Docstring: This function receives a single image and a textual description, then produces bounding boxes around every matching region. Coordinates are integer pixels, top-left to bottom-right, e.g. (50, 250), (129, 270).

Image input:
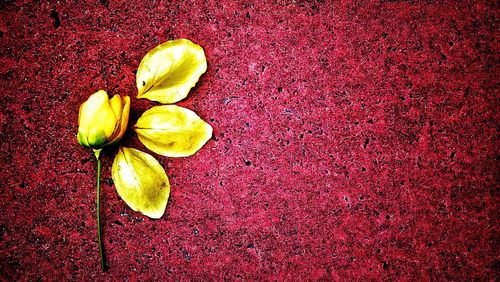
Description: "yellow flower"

(77, 90), (131, 149)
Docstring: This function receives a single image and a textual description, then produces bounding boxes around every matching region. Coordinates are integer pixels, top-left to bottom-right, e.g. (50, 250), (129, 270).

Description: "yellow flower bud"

(77, 90), (131, 148)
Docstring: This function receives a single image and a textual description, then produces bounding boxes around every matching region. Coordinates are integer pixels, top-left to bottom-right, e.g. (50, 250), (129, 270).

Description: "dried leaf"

(134, 105), (213, 157)
(112, 147), (170, 219)
(136, 39), (207, 104)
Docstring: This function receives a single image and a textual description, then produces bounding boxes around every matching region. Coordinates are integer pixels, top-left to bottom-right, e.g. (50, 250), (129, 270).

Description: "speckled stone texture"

(0, 0), (498, 280)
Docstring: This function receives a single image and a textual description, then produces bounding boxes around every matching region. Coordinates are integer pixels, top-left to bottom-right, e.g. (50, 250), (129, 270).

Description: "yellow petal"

(87, 128), (107, 147)
(112, 147), (170, 219)
(77, 128), (89, 147)
(136, 39), (207, 104)
(119, 96), (131, 134)
(109, 94), (123, 119)
(134, 105), (213, 157)
(79, 90), (107, 131)
(108, 96), (131, 144)
(79, 90), (117, 138)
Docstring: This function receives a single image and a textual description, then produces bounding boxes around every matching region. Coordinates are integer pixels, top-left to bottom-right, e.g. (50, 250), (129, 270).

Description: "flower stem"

(93, 149), (106, 271)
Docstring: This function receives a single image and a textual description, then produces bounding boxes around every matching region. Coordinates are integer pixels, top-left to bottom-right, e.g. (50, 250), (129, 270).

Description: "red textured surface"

(0, 0), (498, 280)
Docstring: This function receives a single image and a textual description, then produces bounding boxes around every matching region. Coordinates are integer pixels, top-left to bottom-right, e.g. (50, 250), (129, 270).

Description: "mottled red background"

(0, 0), (498, 280)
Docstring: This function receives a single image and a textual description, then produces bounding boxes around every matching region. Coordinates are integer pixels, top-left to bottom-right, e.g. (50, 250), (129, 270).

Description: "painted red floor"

(0, 1), (498, 280)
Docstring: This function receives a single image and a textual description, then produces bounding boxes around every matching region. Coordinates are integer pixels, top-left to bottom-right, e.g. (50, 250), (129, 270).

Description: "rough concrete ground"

(0, 0), (498, 280)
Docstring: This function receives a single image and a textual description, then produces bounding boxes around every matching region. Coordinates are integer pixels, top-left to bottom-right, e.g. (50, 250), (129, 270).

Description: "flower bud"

(77, 90), (130, 149)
